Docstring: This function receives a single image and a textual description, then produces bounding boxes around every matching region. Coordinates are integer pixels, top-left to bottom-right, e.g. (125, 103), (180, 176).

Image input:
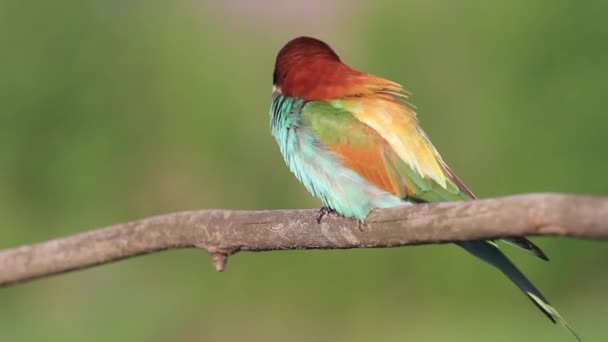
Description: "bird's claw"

(357, 219), (367, 232)
(316, 207), (337, 224)
(316, 207), (365, 231)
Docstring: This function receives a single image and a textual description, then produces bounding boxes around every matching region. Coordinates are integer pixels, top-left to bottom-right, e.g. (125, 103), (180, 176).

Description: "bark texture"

(1, 193), (607, 286)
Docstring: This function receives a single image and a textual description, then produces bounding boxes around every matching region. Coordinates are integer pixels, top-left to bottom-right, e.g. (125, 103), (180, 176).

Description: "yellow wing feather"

(332, 77), (449, 189)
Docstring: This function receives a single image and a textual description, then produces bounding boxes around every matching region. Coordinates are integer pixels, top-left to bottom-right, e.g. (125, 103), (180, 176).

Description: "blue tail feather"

(458, 240), (581, 340)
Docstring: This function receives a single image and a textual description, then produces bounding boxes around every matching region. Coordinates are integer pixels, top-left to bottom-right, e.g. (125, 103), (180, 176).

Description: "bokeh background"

(1, 1), (607, 341)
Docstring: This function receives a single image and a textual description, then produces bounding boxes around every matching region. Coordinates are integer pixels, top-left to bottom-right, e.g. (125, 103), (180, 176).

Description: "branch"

(1, 193), (607, 286)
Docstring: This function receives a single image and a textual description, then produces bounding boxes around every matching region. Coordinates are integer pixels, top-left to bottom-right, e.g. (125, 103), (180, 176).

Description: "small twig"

(211, 252), (228, 272)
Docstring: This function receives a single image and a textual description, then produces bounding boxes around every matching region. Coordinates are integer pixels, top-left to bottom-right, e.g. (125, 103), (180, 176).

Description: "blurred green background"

(1, 1), (607, 341)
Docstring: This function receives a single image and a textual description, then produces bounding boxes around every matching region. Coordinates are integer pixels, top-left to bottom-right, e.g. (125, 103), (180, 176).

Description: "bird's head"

(272, 36), (361, 101)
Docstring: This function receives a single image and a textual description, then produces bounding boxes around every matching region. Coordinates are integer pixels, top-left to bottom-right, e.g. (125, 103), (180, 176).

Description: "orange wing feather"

(330, 142), (405, 198)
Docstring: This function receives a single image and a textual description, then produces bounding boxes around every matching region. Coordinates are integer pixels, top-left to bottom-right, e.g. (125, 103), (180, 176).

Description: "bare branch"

(1, 193), (607, 286)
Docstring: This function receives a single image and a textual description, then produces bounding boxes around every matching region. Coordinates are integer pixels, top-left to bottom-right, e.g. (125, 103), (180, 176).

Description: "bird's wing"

(301, 100), (466, 203)
(301, 100), (404, 197)
(303, 77), (547, 260)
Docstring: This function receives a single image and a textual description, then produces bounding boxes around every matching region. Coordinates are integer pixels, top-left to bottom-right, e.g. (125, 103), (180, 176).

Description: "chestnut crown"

(273, 36), (342, 85)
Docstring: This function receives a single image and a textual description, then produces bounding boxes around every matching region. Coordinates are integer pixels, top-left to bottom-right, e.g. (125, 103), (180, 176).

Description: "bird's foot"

(316, 207), (338, 224)
(316, 207), (366, 231)
(357, 219), (367, 232)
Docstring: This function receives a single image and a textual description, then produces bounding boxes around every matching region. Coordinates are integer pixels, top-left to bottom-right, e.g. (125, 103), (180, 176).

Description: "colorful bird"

(269, 36), (579, 339)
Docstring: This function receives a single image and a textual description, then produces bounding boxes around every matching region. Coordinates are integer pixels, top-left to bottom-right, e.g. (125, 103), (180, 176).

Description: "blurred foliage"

(1, 1), (607, 341)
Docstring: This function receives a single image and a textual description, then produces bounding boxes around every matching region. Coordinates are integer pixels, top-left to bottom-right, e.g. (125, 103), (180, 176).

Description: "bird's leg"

(316, 206), (338, 224)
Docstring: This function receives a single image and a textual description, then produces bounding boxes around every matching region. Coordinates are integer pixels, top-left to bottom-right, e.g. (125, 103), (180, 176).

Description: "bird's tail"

(458, 240), (581, 341)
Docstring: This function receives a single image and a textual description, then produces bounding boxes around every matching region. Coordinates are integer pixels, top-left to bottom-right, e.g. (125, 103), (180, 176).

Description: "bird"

(269, 36), (579, 339)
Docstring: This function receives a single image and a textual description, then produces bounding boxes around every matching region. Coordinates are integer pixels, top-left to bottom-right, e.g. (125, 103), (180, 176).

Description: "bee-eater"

(269, 36), (578, 339)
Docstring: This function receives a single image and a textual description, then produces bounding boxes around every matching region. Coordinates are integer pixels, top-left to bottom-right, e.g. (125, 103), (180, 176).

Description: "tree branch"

(1, 193), (607, 286)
